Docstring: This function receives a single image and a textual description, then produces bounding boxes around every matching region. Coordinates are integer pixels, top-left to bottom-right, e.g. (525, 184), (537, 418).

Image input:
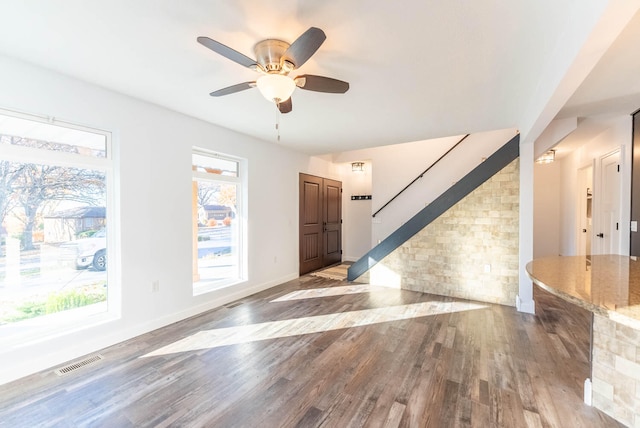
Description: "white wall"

(557, 115), (632, 256)
(518, 139), (536, 314)
(559, 154), (580, 256)
(340, 162), (372, 261)
(533, 160), (562, 257)
(0, 55), (337, 384)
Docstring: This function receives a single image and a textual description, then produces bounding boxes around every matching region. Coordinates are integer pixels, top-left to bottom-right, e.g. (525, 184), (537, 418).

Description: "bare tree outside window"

(192, 149), (243, 294)
(0, 115), (111, 329)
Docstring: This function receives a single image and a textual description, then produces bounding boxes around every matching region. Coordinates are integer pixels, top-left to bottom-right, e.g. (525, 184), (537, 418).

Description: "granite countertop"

(526, 255), (640, 330)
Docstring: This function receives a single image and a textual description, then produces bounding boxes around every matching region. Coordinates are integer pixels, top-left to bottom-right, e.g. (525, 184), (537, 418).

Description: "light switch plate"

(632, 221), (638, 232)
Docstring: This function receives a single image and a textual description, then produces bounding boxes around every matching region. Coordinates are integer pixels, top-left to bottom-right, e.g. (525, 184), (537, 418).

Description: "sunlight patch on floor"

(370, 263), (402, 288)
(271, 284), (384, 302)
(141, 301), (487, 357)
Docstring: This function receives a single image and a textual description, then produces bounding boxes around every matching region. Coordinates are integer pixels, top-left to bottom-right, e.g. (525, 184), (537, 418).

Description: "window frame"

(0, 108), (117, 347)
(192, 147), (246, 295)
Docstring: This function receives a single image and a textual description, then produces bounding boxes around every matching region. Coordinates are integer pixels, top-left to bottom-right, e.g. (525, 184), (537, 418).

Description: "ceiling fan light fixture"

(256, 74), (296, 103)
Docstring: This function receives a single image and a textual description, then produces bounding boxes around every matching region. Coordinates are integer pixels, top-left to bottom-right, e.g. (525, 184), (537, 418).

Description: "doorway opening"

(577, 165), (593, 256)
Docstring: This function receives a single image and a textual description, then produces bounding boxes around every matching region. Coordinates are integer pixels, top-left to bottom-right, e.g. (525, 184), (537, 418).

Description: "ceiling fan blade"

(282, 27), (326, 69)
(294, 75), (349, 93)
(210, 81), (256, 97)
(278, 98), (292, 114)
(197, 36), (258, 69)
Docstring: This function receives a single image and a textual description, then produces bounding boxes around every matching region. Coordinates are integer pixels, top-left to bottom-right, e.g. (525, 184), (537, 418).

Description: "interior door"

(595, 150), (621, 254)
(323, 178), (342, 266)
(299, 174), (324, 274)
(299, 173), (342, 275)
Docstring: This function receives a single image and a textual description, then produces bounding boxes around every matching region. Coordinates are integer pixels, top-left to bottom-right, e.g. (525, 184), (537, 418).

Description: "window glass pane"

(192, 150), (243, 295)
(0, 160), (108, 329)
(0, 113), (107, 158)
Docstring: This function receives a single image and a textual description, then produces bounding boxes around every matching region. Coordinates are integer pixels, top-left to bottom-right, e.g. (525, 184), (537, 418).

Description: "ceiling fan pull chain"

(275, 104), (281, 142)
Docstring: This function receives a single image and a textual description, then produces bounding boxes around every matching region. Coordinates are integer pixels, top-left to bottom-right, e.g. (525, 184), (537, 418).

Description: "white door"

(595, 150), (621, 254)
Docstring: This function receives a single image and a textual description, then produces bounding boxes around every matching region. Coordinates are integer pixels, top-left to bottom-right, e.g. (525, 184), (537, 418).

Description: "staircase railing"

(372, 134), (470, 218)
(348, 134), (519, 282)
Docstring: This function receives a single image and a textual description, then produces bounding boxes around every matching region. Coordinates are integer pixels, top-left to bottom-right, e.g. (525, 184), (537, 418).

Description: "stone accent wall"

(592, 314), (640, 427)
(358, 159), (519, 306)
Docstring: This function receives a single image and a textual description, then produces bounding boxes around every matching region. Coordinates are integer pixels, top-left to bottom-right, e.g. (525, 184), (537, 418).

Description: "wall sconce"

(536, 149), (555, 164)
(351, 162), (365, 172)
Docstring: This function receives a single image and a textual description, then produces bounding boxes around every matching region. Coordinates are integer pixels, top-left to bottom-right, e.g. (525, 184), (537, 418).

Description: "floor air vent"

(54, 354), (104, 376)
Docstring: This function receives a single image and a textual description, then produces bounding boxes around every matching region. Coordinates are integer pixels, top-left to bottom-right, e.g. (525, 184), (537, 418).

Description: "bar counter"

(526, 254), (640, 330)
(526, 255), (640, 427)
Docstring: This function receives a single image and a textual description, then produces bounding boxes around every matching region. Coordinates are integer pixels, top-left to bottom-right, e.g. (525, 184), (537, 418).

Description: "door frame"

(593, 147), (622, 255)
(576, 164), (593, 256)
(299, 173), (342, 275)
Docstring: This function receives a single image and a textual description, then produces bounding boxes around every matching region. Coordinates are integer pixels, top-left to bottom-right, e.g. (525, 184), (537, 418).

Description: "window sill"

(0, 302), (118, 350)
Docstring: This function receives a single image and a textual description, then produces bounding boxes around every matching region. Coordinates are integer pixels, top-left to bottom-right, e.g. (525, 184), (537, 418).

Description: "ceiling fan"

(197, 27), (349, 114)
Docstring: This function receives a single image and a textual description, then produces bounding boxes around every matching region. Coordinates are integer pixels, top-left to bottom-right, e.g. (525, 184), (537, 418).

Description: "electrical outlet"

(152, 280), (159, 293)
(484, 264), (491, 273)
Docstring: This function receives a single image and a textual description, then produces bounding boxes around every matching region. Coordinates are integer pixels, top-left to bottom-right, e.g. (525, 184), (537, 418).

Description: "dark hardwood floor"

(0, 276), (623, 427)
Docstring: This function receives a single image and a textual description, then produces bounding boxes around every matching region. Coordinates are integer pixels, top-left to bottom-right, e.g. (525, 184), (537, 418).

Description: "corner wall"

(359, 159), (519, 306)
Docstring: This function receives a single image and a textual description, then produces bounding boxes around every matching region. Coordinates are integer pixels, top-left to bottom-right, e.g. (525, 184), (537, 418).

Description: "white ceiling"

(0, 1), (638, 155)
(549, 8), (640, 158)
(558, 9), (640, 120)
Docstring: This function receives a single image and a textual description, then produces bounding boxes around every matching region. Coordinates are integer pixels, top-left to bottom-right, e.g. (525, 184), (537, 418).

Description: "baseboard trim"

(0, 272), (299, 385)
(516, 295), (536, 314)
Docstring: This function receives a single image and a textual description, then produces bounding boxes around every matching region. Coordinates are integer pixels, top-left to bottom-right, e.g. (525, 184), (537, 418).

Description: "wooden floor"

(0, 276), (623, 427)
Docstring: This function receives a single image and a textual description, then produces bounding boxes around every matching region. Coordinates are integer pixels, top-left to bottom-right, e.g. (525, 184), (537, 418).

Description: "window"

(0, 109), (113, 341)
(192, 148), (244, 294)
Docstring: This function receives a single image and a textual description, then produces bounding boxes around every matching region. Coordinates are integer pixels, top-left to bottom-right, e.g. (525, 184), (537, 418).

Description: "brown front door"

(299, 173), (342, 275)
(323, 178), (342, 267)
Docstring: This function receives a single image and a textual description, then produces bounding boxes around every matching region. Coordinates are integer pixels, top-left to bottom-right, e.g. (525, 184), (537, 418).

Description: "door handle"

(596, 233), (604, 238)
